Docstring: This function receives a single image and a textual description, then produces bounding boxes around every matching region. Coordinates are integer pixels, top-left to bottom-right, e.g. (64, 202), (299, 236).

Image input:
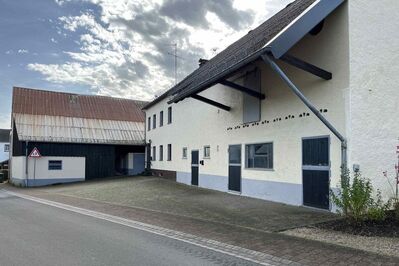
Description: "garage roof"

(12, 87), (147, 145)
(13, 87), (147, 122)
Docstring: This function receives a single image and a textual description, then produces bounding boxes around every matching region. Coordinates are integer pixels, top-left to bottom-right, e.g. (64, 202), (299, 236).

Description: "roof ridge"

(13, 86), (149, 104)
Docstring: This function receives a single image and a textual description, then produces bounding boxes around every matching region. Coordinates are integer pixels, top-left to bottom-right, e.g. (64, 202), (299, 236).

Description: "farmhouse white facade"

(144, 0), (399, 210)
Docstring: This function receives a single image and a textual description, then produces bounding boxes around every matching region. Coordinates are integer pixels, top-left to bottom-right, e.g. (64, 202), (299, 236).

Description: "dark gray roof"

(0, 129), (10, 143)
(143, 0), (317, 110)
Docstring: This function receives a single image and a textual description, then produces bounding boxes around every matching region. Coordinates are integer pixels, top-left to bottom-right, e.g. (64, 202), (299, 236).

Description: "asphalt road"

(0, 191), (258, 266)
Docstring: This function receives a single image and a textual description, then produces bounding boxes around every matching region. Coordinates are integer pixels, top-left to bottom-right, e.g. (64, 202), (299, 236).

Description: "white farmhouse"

(0, 129), (10, 169)
(143, 0), (399, 210)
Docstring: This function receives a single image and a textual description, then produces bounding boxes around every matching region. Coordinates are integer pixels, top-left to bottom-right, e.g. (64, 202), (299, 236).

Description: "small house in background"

(0, 129), (11, 169)
(10, 87), (147, 187)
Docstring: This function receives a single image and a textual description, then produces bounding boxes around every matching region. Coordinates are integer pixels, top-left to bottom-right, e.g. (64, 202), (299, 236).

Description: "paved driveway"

(19, 176), (335, 232)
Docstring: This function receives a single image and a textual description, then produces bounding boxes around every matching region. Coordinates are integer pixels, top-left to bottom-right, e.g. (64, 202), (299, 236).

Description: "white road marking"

(2, 189), (298, 266)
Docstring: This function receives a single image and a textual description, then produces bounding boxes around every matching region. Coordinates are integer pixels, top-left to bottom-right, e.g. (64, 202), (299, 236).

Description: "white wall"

(348, 0), (399, 198)
(11, 156), (85, 186)
(146, 4), (349, 198)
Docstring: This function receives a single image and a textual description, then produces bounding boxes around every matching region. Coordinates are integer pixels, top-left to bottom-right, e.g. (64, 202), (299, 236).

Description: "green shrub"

(331, 169), (389, 223)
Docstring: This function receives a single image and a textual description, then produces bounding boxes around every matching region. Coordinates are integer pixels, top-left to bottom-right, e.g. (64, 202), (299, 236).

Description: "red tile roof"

(12, 87), (147, 122)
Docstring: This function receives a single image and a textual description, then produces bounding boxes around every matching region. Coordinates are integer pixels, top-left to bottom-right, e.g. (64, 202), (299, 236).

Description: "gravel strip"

(283, 227), (399, 258)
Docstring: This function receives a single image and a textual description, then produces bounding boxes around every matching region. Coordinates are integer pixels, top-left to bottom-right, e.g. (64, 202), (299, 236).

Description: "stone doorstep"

(4, 186), (399, 266)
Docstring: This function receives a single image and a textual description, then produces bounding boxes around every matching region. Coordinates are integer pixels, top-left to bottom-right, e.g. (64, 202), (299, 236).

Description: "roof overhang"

(167, 0), (345, 104)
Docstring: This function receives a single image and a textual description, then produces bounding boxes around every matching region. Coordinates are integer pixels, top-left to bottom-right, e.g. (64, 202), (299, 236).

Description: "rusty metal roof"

(12, 87), (147, 122)
(14, 114), (145, 145)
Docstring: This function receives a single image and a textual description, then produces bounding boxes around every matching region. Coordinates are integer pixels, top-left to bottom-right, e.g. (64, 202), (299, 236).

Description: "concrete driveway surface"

(0, 190), (260, 266)
(2, 177), (399, 265)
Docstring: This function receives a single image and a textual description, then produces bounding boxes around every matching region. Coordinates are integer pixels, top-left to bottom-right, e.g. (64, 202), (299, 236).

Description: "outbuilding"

(0, 129), (10, 169)
(143, 0), (399, 210)
(10, 87), (147, 187)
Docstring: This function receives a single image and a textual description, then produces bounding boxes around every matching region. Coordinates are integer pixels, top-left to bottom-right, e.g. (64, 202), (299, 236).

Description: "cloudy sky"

(0, 0), (291, 129)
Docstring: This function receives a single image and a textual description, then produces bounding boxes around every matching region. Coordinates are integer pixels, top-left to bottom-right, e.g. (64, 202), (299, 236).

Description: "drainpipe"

(25, 141), (28, 187)
(261, 54), (347, 177)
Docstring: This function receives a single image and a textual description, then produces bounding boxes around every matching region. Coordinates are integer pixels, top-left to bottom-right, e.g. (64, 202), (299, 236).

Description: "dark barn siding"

(12, 119), (145, 179)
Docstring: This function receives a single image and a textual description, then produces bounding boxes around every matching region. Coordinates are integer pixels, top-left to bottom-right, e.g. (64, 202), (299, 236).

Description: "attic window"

(69, 95), (78, 104)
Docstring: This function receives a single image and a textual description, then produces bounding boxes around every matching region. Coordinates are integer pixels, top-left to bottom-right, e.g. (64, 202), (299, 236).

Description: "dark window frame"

(4, 144), (10, 152)
(245, 142), (273, 170)
(153, 114), (156, 129)
(48, 160), (62, 170)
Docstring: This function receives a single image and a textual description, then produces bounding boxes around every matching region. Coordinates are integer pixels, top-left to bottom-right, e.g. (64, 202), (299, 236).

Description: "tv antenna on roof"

(166, 43), (184, 85)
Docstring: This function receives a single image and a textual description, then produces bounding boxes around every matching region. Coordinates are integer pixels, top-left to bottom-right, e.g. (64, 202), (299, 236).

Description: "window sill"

(203, 157), (210, 159)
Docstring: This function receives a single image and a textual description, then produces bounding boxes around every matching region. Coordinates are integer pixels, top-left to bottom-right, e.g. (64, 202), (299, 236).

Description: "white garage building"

(143, 0), (399, 210)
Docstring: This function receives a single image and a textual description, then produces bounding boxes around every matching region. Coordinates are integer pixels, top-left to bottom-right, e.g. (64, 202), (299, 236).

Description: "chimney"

(198, 58), (208, 67)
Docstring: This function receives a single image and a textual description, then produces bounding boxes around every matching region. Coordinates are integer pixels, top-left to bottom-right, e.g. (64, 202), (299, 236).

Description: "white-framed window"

(203, 145), (210, 159)
(160, 111), (164, 127)
(159, 145), (163, 161)
(152, 146), (156, 161)
(48, 160), (62, 170)
(167, 106), (172, 124)
(167, 144), (172, 161)
(182, 147), (187, 159)
(153, 114), (156, 129)
(148, 117), (151, 131)
(245, 143), (273, 169)
(4, 144), (10, 152)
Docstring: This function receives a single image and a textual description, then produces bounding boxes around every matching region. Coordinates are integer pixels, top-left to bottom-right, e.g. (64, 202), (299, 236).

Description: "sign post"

(29, 147), (41, 186)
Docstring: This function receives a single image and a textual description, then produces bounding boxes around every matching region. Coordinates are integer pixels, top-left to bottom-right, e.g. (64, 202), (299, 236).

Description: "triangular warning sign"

(29, 147), (41, 158)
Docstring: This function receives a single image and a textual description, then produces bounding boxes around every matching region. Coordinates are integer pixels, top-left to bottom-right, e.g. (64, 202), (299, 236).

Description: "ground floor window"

(48, 160), (62, 170)
(245, 143), (273, 169)
(182, 147), (187, 159)
(152, 146), (156, 161)
(159, 145), (163, 161)
(167, 144), (172, 161)
(203, 145), (210, 158)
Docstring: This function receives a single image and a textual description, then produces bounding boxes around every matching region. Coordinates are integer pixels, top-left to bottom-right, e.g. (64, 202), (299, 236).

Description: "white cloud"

(50, 37), (58, 43)
(17, 49), (29, 54)
(30, 0), (291, 100)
